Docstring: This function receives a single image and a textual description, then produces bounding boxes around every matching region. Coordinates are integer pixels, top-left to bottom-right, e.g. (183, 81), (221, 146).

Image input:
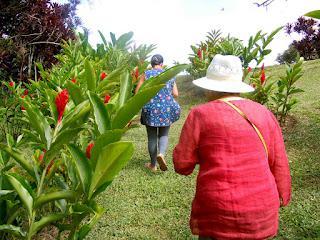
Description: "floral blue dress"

(141, 68), (181, 127)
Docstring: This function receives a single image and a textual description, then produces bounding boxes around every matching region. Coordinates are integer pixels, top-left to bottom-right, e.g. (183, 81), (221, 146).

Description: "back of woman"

(142, 68), (180, 127)
(183, 99), (290, 239)
(173, 54), (291, 240)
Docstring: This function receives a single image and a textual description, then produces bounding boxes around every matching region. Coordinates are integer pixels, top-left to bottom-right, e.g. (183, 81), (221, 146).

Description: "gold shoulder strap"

(219, 99), (268, 158)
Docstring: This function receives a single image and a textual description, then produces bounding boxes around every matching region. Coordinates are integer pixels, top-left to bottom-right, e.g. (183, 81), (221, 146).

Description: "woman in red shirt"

(173, 55), (291, 240)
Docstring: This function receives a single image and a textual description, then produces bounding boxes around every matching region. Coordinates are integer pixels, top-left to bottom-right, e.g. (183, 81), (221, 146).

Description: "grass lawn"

(88, 60), (320, 240)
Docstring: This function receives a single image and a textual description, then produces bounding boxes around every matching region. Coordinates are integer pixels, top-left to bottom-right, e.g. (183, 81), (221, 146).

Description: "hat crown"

(206, 54), (243, 82)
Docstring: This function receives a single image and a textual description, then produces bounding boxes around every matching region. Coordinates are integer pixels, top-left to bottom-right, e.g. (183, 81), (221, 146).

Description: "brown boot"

(156, 154), (168, 171)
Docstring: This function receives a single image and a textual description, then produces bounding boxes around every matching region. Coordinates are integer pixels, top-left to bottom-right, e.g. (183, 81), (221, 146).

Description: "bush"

(188, 28), (282, 78)
(276, 45), (299, 64)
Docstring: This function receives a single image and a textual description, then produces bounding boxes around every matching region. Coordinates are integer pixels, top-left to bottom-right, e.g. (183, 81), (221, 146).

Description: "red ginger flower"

(261, 63), (265, 70)
(100, 72), (107, 81)
(38, 149), (46, 165)
(247, 67), (252, 73)
(104, 94), (111, 104)
(9, 81), (14, 87)
(86, 142), (94, 159)
(134, 67), (139, 79)
(197, 49), (202, 59)
(23, 89), (28, 95)
(71, 78), (76, 83)
(55, 89), (69, 122)
(260, 70), (266, 84)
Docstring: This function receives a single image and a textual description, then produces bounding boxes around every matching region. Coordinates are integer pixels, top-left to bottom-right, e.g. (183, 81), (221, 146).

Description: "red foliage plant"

(0, 0), (81, 82)
(55, 89), (69, 122)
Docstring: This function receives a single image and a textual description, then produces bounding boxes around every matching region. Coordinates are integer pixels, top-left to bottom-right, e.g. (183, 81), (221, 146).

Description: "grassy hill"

(89, 60), (320, 239)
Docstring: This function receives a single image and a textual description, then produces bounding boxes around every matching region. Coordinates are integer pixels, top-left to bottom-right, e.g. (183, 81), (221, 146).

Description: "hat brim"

(193, 77), (255, 93)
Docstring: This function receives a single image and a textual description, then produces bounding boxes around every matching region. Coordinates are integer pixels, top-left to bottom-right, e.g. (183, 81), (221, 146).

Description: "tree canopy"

(0, 0), (80, 82)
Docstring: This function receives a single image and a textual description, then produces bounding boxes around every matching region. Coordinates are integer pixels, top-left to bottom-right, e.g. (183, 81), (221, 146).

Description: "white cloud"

(75, 0), (320, 66)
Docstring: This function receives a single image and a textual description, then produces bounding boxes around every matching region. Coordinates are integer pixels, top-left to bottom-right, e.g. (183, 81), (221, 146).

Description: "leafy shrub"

(188, 27), (281, 78)
(276, 45), (299, 64)
(272, 56), (304, 125)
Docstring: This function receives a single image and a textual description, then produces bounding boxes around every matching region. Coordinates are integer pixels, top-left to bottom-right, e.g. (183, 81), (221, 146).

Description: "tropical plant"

(0, 81), (29, 141)
(244, 64), (274, 106)
(241, 27), (282, 68)
(187, 27), (282, 78)
(272, 56), (304, 125)
(0, 30), (188, 240)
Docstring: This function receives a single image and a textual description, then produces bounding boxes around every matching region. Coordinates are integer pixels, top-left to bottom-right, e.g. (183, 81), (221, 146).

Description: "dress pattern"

(141, 68), (180, 127)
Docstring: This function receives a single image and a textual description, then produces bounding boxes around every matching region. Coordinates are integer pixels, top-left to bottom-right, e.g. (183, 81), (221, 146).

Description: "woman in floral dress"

(135, 54), (180, 172)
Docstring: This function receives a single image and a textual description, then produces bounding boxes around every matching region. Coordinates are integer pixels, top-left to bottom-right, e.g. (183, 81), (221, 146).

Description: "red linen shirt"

(173, 99), (291, 240)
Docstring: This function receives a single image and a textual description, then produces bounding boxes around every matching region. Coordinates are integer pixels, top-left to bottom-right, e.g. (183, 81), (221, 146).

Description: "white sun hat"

(192, 54), (254, 93)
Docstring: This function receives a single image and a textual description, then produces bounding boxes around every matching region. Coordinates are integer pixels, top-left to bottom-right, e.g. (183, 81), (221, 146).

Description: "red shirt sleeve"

(268, 113), (292, 206)
(173, 108), (201, 175)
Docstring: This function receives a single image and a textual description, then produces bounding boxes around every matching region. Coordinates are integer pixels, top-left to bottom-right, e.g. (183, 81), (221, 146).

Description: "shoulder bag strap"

(219, 99), (268, 158)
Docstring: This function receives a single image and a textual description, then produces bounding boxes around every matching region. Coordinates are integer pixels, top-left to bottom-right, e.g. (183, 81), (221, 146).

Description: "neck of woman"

(206, 92), (241, 101)
(153, 65), (162, 69)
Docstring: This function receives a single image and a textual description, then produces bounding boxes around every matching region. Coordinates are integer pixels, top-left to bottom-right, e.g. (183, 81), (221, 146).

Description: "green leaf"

(67, 144), (92, 195)
(78, 204), (105, 240)
(251, 47), (260, 58)
(263, 27), (282, 48)
(6, 173), (34, 216)
(305, 10), (320, 19)
(70, 203), (94, 215)
(31, 213), (66, 236)
(118, 71), (132, 108)
(90, 129), (125, 166)
(110, 32), (117, 46)
(0, 224), (26, 238)
(262, 49), (272, 55)
(84, 59), (96, 91)
(60, 100), (91, 131)
(253, 30), (262, 43)
(0, 144), (34, 178)
(66, 81), (84, 105)
(140, 64), (188, 90)
(98, 30), (108, 46)
(21, 99), (52, 149)
(87, 91), (111, 134)
(289, 88), (304, 94)
(0, 190), (15, 200)
(116, 31), (134, 49)
(88, 141), (134, 199)
(45, 127), (83, 163)
(45, 89), (58, 121)
(34, 190), (76, 208)
(90, 181), (112, 200)
(111, 85), (164, 129)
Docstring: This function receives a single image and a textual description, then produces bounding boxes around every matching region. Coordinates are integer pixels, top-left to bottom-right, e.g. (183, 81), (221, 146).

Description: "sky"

(58, 0), (319, 66)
